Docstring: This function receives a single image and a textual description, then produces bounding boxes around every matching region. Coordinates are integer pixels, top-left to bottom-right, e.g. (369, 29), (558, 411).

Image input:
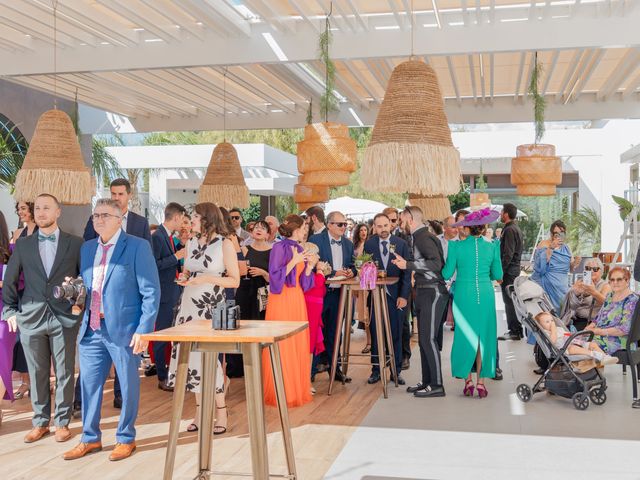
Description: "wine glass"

(244, 259), (251, 280)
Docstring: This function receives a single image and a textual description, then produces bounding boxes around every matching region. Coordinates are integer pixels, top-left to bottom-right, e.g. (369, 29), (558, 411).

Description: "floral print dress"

(593, 291), (639, 354)
(167, 235), (226, 393)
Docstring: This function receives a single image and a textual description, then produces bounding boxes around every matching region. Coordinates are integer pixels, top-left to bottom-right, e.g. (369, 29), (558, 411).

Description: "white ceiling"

(1, 0), (639, 132)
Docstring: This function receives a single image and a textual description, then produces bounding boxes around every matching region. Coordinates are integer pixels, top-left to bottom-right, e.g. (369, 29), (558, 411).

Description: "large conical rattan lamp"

(361, 60), (460, 196)
(197, 68), (249, 208)
(408, 194), (451, 221)
(198, 142), (249, 208)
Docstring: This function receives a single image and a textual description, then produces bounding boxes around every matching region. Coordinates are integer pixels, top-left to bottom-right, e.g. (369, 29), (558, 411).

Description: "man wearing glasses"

(309, 211), (355, 383)
(229, 208), (250, 243)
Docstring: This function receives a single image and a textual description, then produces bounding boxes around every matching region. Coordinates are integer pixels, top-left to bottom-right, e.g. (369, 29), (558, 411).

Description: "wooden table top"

(140, 320), (308, 343)
(326, 276), (399, 286)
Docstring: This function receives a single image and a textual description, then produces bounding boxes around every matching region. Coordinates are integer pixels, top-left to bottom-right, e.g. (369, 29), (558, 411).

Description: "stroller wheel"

(572, 392), (590, 410)
(589, 387), (607, 406)
(516, 384), (532, 403)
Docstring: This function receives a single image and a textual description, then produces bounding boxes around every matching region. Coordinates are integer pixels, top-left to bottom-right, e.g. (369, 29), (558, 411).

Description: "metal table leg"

(242, 342), (269, 479)
(328, 285), (347, 395)
(269, 343), (297, 480)
(372, 287), (388, 398)
(380, 289), (399, 387)
(198, 350), (217, 475)
(163, 341), (192, 480)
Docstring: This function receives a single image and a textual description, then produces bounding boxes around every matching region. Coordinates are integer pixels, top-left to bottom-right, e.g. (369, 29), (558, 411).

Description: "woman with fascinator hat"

(442, 208), (503, 398)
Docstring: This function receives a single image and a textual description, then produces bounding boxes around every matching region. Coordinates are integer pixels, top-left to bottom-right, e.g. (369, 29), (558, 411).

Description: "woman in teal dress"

(443, 208), (503, 398)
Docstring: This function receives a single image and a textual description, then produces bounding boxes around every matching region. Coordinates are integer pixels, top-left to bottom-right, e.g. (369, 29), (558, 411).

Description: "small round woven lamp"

(297, 122), (357, 186)
(511, 144), (562, 196)
(293, 184), (330, 204)
(198, 142), (249, 208)
(408, 194), (451, 221)
(14, 109), (92, 205)
(361, 60), (461, 196)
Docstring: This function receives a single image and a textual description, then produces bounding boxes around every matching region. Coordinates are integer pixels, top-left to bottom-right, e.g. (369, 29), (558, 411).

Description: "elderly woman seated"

(563, 257), (611, 330)
(585, 266), (639, 355)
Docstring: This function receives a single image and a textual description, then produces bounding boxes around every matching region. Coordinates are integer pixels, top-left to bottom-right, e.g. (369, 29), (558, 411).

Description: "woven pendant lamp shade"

(198, 142), (249, 208)
(293, 184), (330, 204)
(297, 122), (357, 186)
(511, 144), (562, 196)
(408, 194), (451, 221)
(14, 109), (92, 205)
(361, 60), (461, 196)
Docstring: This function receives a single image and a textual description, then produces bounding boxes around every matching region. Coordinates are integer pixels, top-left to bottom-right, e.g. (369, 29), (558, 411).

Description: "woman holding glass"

(236, 220), (272, 320)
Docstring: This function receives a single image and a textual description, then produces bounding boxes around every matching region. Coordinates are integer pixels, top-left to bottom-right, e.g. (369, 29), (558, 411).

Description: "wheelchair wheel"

(516, 384), (532, 403)
(572, 392), (590, 410)
(589, 387), (607, 406)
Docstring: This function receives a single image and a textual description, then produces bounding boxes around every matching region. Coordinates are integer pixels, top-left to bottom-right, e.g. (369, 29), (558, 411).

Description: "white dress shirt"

(92, 228), (122, 314)
(38, 228), (60, 278)
(329, 235), (344, 272)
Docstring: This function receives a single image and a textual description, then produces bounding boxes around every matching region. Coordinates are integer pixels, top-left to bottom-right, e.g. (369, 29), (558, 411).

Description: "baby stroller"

(508, 276), (607, 410)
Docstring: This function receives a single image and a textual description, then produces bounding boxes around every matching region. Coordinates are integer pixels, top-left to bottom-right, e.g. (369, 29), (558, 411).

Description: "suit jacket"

(308, 230), (356, 277)
(83, 210), (151, 243)
(2, 230), (84, 331)
(79, 232), (160, 347)
(151, 225), (183, 306)
(363, 235), (411, 301)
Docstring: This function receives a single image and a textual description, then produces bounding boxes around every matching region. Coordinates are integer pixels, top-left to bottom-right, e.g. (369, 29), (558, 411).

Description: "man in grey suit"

(3, 194), (83, 444)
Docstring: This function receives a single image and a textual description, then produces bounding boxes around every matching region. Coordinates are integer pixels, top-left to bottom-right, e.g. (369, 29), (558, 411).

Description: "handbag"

(257, 285), (269, 312)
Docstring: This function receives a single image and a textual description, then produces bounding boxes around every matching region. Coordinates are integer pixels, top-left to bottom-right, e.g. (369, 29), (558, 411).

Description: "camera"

(53, 276), (87, 315)
(211, 300), (241, 330)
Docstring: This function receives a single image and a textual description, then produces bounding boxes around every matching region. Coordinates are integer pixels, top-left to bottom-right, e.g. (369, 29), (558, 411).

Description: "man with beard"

(3, 194), (84, 443)
(363, 214), (411, 385)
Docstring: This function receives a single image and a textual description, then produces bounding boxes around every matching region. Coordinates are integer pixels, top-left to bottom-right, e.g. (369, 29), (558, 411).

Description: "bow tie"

(330, 239), (342, 246)
(38, 233), (56, 243)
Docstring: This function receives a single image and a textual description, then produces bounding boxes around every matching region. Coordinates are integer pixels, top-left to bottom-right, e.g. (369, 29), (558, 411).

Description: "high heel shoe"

(361, 344), (371, 354)
(213, 405), (228, 435)
(463, 379), (475, 397)
(14, 383), (30, 400)
(476, 383), (488, 399)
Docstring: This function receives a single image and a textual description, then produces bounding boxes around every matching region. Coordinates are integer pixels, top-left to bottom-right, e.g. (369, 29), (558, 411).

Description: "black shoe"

(143, 364), (157, 377)
(493, 367), (503, 381)
(498, 332), (522, 341)
(334, 370), (352, 383)
(414, 385), (446, 398)
(72, 405), (82, 419)
(406, 382), (425, 393)
(158, 381), (174, 392)
(401, 358), (410, 371)
(632, 399), (640, 409)
(367, 373), (381, 384)
(113, 396), (122, 409)
(390, 374), (406, 386)
(533, 367), (545, 375)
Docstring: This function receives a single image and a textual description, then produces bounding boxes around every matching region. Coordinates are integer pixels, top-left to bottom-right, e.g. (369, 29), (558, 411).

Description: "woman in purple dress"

(0, 210), (16, 425)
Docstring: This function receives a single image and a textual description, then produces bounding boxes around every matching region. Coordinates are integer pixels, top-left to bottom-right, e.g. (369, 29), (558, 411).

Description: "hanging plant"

(319, 7), (338, 122)
(528, 52), (546, 144)
(476, 160), (488, 192)
(306, 98), (313, 125)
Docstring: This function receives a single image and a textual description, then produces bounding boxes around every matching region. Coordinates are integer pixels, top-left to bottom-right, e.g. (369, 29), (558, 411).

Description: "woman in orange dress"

(262, 215), (314, 408)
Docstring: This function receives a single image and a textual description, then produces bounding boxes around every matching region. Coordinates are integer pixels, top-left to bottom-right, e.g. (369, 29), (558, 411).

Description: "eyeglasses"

(92, 213), (121, 221)
(584, 266), (600, 272)
(230, 215), (241, 220)
(609, 277), (626, 283)
(330, 222), (347, 228)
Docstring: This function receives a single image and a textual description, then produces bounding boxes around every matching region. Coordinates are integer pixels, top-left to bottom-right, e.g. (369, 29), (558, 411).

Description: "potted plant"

(354, 252), (373, 274)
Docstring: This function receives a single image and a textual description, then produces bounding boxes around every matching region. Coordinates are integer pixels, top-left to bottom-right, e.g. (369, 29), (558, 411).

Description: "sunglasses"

(230, 215), (241, 220)
(584, 266), (600, 272)
(330, 222), (347, 228)
(609, 277), (626, 283)
(389, 218), (398, 223)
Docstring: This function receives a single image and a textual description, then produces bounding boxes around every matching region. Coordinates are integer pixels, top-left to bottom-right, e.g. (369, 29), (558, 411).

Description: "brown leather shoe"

(63, 442), (103, 460)
(24, 426), (50, 443)
(157, 381), (174, 392)
(109, 442), (136, 461)
(55, 426), (72, 442)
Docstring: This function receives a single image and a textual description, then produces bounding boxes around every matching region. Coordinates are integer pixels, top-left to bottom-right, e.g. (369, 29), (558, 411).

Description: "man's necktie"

(89, 243), (113, 331)
(38, 233), (56, 242)
(381, 240), (389, 257)
(331, 239), (342, 246)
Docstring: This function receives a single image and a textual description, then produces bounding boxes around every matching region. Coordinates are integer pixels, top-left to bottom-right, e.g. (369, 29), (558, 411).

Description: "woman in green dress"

(443, 208), (503, 398)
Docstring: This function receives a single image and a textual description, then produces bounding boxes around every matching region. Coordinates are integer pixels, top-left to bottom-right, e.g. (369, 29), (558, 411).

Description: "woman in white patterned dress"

(167, 202), (239, 434)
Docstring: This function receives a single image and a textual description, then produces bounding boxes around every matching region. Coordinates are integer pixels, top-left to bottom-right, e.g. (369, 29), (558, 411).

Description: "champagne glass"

(244, 259), (251, 280)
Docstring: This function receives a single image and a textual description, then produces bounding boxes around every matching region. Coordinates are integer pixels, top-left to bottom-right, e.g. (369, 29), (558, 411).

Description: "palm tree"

(0, 128), (26, 193)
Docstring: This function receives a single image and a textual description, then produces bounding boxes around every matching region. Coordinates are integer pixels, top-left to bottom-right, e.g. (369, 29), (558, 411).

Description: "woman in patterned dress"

(167, 202), (240, 434)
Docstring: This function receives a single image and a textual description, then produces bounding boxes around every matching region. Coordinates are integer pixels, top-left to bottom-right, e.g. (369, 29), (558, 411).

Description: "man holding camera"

(63, 199), (159, 461)
(2, 194), (83, 443)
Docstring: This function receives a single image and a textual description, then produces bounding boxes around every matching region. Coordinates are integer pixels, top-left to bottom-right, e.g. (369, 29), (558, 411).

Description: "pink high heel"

(476, 383), (488, 398)
(463, 379), (475, 397)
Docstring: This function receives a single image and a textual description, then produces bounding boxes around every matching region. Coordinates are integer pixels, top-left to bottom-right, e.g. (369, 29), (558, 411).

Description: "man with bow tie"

(3, 194), (84, 444)
(309, 211), (355, 383)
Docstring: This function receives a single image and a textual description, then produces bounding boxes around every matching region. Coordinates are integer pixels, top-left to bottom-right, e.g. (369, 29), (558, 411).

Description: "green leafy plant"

(319, 10), (338, 121)
(0, 127), (27, 193)
(354, 252), (373, 266)
(476, 161), (488, 192)
(612, 195), (636, 221)
(528, 52), (546, 144)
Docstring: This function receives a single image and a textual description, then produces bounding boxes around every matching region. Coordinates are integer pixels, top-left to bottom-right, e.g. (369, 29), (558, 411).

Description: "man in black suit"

(76, 177), (152, 412)
(151, 202), (186, 391)
(3, 194), (83, 443)
(364, 214), (411, 385)
(498, 203), (524, 341)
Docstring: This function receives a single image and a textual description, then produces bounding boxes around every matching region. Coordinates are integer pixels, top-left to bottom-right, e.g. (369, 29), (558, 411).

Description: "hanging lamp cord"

(223, 67), (227, 143)
(52, 0), (59, 109)
(324, 1), (333, 123)
(410, 0), (415, 59)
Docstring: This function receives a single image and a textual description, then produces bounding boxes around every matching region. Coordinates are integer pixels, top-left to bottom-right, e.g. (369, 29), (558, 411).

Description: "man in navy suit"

(309, 211), (355, 383)
(75, 178), (152, 412)
(63, 199), (160, 461)
(364, 213), (411, 385)
(151, 202), (186, 391)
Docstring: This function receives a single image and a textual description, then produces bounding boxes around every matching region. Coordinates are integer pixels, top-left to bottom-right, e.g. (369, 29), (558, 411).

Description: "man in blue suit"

(63, 199), (160, 462)
(309, 211), (355, 383)
(364, 213), (411, 385)
(75, 177), (152, 413)
(151, 202), (186, 391)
